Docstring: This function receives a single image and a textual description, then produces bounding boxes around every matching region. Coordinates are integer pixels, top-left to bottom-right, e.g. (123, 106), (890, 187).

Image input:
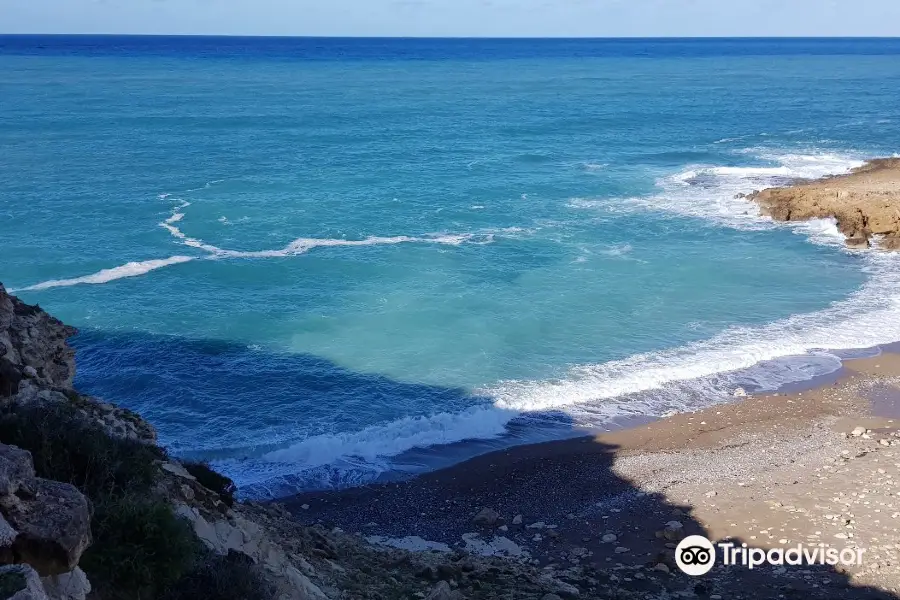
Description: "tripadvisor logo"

(674, 535), (866, 576)
(675, 535), (716, 576)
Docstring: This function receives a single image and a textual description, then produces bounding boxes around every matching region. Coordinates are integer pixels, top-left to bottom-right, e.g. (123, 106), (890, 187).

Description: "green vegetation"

(0, 401), (271, 600)
(80, 496), (200, 599)
(160, 551), (274, 600)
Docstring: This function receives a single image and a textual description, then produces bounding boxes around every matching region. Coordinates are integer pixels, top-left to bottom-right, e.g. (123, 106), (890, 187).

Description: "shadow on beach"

(285, 433), (898, 599)
(67, 328), (898, 598)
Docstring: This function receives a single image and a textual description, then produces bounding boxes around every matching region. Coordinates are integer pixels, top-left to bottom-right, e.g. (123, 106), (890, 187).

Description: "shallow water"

(3, 36), (900, 496)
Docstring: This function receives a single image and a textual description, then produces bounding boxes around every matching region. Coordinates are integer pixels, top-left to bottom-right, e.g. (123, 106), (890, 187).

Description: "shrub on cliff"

(0, 401), (163, 498)
(160, 550), (274, 600)
(0, 402), (202, 600)
(81, 495), (200, 600)
(182, 461), (237, 507)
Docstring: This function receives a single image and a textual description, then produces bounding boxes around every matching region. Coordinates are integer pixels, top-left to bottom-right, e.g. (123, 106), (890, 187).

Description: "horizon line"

(2, 33), (900, 40)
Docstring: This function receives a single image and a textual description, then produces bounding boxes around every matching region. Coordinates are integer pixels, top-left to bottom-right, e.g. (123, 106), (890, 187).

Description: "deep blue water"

(3, 36), (900, 496)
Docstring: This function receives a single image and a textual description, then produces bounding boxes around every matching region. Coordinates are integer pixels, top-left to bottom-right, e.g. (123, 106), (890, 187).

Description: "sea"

(3, 36), (900, 497)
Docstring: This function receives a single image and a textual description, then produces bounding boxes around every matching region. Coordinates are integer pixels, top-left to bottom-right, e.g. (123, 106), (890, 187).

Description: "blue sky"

(3, 0), (900, 37)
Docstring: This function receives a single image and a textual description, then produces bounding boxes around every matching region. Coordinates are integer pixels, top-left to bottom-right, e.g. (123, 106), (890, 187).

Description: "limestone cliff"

(749, 157), (900, 249)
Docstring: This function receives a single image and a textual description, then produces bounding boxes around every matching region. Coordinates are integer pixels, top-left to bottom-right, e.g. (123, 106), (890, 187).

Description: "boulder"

(472, 507), (500, 528)
(0, 445), (37, 497)
(40, 567), (91, 600)
(425, 581), (464, 600)
(0, 564), (49, 600)
(0, 445), (92, 576)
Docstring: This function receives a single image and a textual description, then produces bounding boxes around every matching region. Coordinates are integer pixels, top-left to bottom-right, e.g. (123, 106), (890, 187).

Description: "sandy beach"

(284, 350), (900, 598)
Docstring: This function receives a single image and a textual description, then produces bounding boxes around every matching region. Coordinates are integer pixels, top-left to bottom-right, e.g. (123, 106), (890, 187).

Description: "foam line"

(12, 256), (195, 292)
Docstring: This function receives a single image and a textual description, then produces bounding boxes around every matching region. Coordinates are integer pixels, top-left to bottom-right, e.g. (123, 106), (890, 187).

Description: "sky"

(2, 0), (900, 37)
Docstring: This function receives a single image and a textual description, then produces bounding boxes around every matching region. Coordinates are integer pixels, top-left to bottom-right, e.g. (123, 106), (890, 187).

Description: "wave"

(15, 201), (493, 292)
(621, 150), (866, 241)
(226, 148), (900, 494)
(488, 253), (900, 413)
(236, 248), (900, 493)
(263, 405), (515, 469)
(11, 256), (195, 292)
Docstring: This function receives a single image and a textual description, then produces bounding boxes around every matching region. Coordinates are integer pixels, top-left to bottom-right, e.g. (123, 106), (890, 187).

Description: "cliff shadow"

(67, 328), (898, 599)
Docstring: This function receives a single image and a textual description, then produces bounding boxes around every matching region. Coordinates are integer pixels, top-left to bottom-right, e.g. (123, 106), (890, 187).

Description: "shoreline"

(282, 349), (900, 596)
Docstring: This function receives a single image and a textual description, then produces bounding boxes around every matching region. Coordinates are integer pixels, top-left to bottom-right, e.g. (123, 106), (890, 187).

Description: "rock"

(0, 564), (49, 600)
(654, 563), (671, 574)
(851, 426), (867, 437)
(600, 533), (617, 543)
(425, 580), (463, 600)
(0, 285), (77, 394)
(180, 484), (195, 501)
(472, 507), (500, 528)
(160, 462), (197, 481)
(704, 491), (717, 497)
(0, 445), (91, 576)
(4, 478), (92, 576)
(0, 444), (37, 496)
(512, 514), (523, 525)
(538, 575), (580, 598)
(748, 158), (900, 251)
(497, 525), (508, 532)
(541, 595), (563, 600)
(40, 567), (91, 600)
(614, 546), (629, 554)
(662, 520), (685, 541)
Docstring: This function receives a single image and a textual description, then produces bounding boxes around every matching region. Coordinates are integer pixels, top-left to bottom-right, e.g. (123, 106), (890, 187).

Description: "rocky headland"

(748, 158), (900, 249)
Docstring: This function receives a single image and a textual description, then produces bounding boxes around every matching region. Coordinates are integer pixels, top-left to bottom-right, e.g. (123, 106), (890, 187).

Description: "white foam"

(234, 150), (897, 490)
(620, 150), (866, 237)
(486, 251), (900, 413)
(262, 405), (516, 470)
(12, 256), (195, 292)
(599, 243), (633, 257)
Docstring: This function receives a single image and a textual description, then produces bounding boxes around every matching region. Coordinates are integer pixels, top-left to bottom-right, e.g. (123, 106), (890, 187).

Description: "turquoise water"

(3, 37), (900, 496)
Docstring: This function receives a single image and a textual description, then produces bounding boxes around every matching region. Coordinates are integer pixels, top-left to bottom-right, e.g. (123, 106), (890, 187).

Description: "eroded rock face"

(0, 445), (92, 577)
(0, 286), (157, 445)
(749, 158), (900, 250)
(0, 285), (77, 396)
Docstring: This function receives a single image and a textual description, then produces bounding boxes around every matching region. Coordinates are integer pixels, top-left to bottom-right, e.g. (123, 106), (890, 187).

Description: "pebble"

(601, 533), (617, 543)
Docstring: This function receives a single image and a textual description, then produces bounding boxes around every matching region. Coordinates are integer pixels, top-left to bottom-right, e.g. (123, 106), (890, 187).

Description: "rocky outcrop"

(0, 445), (92, 577)
(749, 157), (900, 249)
(0, 284), (156, 445)
(0, 285), (76, 396)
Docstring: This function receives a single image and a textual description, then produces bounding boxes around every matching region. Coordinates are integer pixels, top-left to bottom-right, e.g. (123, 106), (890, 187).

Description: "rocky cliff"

(749, 157), (900, 249)
(0, 284), (602, 600)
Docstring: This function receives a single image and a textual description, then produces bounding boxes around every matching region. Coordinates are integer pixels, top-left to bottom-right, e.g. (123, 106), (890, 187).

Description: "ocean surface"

(3, 36), (900, 497)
